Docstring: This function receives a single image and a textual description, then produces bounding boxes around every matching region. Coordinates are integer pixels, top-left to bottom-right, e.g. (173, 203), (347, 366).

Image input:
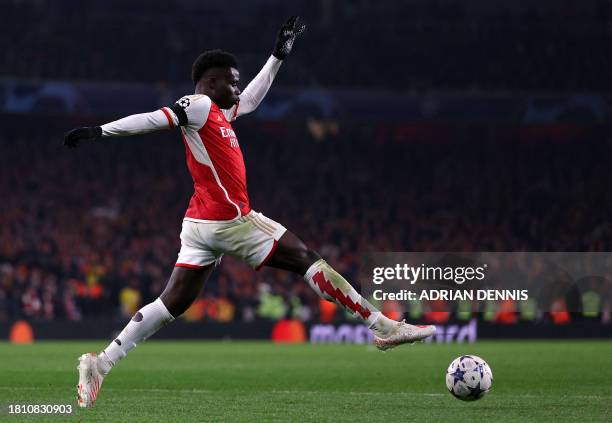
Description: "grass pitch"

(0, 340), (609, 422)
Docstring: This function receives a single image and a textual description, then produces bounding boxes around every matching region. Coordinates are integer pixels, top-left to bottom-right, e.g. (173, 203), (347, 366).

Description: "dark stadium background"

(1, 0), (611, 342)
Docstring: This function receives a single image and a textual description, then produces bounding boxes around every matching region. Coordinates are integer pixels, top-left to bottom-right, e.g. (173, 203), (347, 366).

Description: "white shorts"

(175, 211), (287, 270)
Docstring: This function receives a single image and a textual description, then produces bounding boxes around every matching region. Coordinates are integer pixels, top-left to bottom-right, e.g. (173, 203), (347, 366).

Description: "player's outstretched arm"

(233, 16), (305, 119)
(64, 108), (179, 148)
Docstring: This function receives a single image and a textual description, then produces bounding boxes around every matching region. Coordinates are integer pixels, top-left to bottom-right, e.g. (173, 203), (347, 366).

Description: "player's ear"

(207, 76), (218, 92)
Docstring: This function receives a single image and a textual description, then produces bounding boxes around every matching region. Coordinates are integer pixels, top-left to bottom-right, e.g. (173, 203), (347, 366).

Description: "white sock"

(97, 298), (174, 375)
(304, 259), (396, 338)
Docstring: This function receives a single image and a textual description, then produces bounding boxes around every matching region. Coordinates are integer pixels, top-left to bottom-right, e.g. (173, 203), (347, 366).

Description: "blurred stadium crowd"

(2, 0), (611, 325)
(2, 0), (612, 91)
(1, 118), (610, 323)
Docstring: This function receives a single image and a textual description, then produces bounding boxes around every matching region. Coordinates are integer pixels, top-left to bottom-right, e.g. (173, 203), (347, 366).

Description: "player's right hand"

(63, 126), (102, 148)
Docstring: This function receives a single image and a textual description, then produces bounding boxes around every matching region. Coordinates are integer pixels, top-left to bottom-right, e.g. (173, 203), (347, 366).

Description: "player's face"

(214, 67), (241, 109)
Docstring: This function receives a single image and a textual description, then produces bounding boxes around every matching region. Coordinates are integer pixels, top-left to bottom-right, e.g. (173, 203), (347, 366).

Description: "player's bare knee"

(161, 293), (192, 318)
(294, 247), (321, 274)
(159, 290), (183, 318)
(159, 270), (200, 317)
(305, 248), (321, 264)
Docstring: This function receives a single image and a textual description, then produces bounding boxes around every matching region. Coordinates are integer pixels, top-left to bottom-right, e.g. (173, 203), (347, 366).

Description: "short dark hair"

(191, 49), (238, 85)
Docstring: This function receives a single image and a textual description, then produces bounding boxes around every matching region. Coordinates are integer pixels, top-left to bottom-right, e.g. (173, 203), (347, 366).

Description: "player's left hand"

(63, 126), (102, 148)
(272, 16), (306, 60)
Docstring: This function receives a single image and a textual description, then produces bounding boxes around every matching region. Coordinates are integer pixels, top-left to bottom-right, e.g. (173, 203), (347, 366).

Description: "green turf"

(0, 340), (610, 422)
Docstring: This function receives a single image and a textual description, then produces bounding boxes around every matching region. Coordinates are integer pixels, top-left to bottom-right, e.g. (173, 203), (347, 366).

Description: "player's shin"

(303, 259), (396, 338)
(97, 298), (175, 375)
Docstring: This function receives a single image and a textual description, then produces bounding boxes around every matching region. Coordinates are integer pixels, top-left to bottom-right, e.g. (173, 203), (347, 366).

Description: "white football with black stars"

(446, 355), (493, 401)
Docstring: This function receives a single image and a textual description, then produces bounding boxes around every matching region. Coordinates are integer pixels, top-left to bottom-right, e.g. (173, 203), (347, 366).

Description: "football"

(446, 355), (493, 401)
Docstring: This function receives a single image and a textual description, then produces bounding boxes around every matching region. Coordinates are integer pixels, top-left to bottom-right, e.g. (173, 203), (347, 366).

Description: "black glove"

(63, 126), (102, 148)
(272, 16), (306, 60)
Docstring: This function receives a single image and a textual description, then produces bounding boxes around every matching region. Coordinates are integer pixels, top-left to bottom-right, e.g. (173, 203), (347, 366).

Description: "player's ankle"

(97, 351), (114, 376)
(368, 313), (396, 338)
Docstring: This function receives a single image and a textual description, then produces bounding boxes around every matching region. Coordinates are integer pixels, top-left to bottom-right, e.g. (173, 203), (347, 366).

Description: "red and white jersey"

(167, 95), (249, 221)
(100, 55), (282, 222)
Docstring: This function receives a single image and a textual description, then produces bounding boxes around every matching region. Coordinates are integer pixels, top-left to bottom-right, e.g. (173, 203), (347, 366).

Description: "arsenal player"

(65, 17), (435, 408)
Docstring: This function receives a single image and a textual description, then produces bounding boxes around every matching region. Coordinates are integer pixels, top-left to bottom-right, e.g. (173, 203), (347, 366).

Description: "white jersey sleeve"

(100, 95), (212, 137)
(100, 108), (179, 137)
(222, 55), (282, 121)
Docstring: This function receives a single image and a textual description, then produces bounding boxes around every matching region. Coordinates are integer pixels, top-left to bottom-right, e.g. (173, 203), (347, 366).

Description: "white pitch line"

(0, 386), (609, 400)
